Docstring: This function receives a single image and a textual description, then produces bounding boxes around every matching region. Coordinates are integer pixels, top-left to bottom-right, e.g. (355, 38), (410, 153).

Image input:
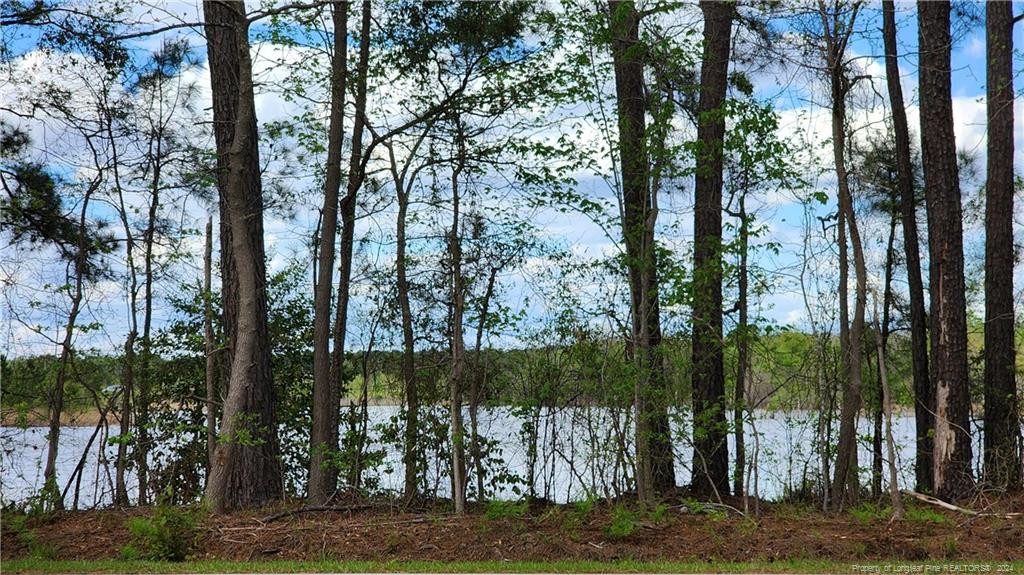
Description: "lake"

(0, 406), (981, 508)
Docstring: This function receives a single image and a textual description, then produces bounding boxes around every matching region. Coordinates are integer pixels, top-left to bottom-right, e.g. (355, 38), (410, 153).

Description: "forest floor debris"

(3, 496), (1023, 564)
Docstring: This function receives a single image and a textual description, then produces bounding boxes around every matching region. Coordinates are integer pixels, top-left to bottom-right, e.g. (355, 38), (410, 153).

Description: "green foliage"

(484, 500), (528, 520)
(848, 501), (946, 524)
(604, 505), (639, 540)
(560, 495), (598, 535)
(942, 537), (959, 557)
(771, 501), (816, 520)
(903, 505), (947, 524)
(0, 120), (113, 274)
(0, 354), (118, 414)
(849, 502), (887, 524)
(680, 499), (725, 521)
(737, 517), (759, 536)
(5, 513), (57, 560)
(147, 262), (315, 500)
(121, 503), (204, 561)
(647, 503), (669, 525)
(681, 498), (705, 514)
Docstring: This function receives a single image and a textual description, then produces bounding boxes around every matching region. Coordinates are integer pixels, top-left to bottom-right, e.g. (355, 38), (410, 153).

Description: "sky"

(1, 0), (1023, 359)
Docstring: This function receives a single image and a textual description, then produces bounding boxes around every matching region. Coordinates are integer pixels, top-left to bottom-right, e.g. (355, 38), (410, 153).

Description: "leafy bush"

(121, 504), (204, 561)
(573, 495), (597, 516)
(647, 502), (669, 525)
(605, 505), (639, 540)
(484, 499), (528, 520)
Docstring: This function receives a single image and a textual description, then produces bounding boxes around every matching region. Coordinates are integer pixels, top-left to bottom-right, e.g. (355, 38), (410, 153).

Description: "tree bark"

(733, 187), (748, 499)
(42, 183), (95, 512)
(449, 121), (468, 514)
(691, 0), (734, 498)
(470, 268), (497, 501)
(881, 0), (933, 494)
(204, 217), (216, 472)
(329, 3), (371, 480)
(396, 186), (419, 502)
(982, 0), (1020, 491)
(608, 0), (674, 503)
(872, 290), (904, 519)
(309, 0), (348, 505)
(107, 107), (136, 507)
(819, 0), (865, 511)
(872, 217), (897, 499)
(203, 0), (282, 512)
(137, 102), (164, 507)
(384, 122), (436, 504)
(918, 0), (973, 502)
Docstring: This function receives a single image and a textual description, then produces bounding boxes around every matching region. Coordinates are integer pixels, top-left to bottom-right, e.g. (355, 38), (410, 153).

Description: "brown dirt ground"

(3, 496), (1023, 563)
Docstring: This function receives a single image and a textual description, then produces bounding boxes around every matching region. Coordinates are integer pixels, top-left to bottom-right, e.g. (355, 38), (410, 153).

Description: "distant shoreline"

(2, 400), (927, 428)
(1, 397), (404, 428)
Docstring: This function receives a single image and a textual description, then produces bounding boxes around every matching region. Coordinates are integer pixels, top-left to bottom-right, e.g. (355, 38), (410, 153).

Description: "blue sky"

(2, 0), (1022, 357)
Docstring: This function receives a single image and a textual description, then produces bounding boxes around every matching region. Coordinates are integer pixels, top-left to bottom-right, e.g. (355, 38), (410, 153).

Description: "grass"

(483, 499), (529, 520)
(6, 559), (1024, 574)
(848, 502), (950, 525)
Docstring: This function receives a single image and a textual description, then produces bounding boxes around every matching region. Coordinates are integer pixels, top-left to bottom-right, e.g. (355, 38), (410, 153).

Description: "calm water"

(0, 407), (983, 508)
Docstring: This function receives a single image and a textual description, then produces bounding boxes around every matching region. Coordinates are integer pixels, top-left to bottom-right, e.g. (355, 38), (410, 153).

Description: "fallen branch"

(670, 501), (746, 517)
(900, 490), (1023, 519)
(259, 504), (373, 523)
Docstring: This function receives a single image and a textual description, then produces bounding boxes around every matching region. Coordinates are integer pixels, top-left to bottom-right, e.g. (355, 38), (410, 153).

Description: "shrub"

(121, 504), (203, 561)
(484, 499), (528, 520)
(682, 498), (705, 514)
(849, 502), (886, 523)
(605, 505), (639, 540)
(647, 502), (669, 525)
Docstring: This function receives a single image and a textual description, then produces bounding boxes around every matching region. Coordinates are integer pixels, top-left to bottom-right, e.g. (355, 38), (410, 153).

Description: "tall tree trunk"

(330, 3), (371, 475)
(385, 125), (435, 505)
(882, 0), (932, 494)
(107, 109), (136, 507)
(137, 117), (163, 507)
(393, 160), (419, 503)
(872, 218), (897, 498)
(204, 217), (216, 472)
(309, 0), (349, 505)
(449, 121), (468, 514)
(397, 228), (419, 503)
(691, 0), (734, 498)
(203, 0), (281, 512)
(982, 0), (1020, 491)
(733, 188), (748, 498)
(470, 268), (497, 501)
(918, 0), (973, 502)
(42, 184), (95, 512)
(820, 1), (865, 510)
(116, 326), (135, 507)
(608, 0), (673, 503)
(872, 290), (904, 519)
(835, 174), (849, 503)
